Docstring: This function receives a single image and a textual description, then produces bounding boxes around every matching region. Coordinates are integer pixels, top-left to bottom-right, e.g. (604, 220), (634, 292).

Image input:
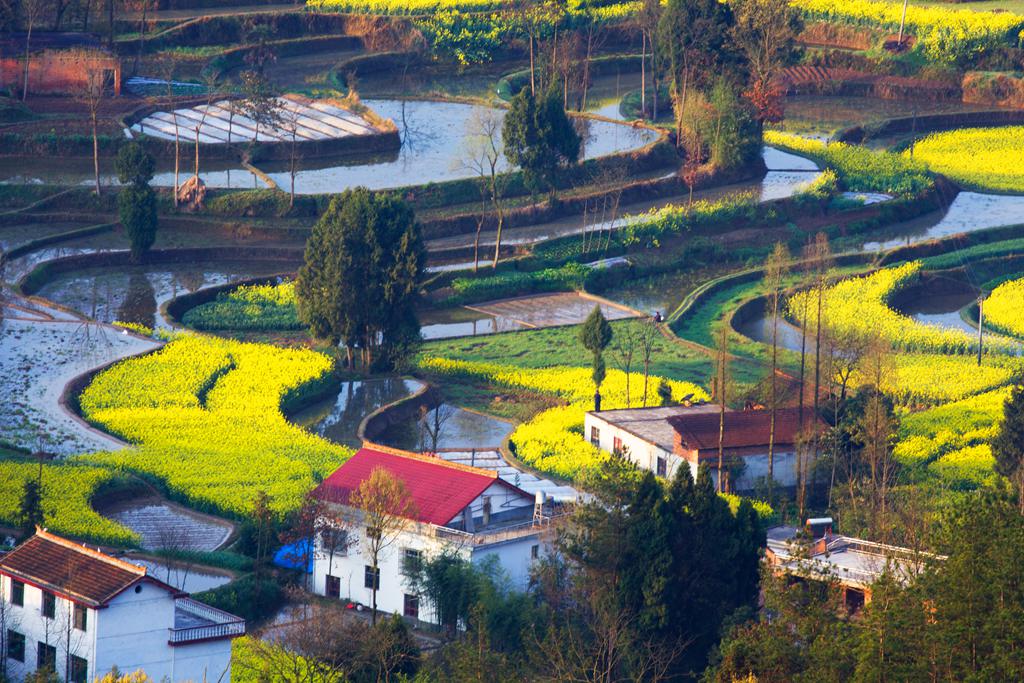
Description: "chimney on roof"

(805, 517), (833, 540)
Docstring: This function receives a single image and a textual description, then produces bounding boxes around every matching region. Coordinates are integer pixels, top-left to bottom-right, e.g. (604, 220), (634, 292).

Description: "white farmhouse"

(311, 447), (555, 624)
(0, 529), (244, 682)
(585, 405), (821, 491)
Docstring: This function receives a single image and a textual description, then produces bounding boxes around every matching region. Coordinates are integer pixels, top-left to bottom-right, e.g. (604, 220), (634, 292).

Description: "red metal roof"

(0, 529), (183, 608)
(670, 408), (818, 452)
(314, 447), (521, 526)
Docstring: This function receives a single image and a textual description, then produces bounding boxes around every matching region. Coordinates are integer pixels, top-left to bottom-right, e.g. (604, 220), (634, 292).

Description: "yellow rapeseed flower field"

(910, 127), (1024, 193)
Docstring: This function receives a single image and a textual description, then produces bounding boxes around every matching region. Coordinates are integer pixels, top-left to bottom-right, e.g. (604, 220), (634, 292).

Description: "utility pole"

(977, 295), (984, 366)
(897, 0), (910, 49)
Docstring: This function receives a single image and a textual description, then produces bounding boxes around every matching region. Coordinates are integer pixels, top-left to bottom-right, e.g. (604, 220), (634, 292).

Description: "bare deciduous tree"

(348, 468), (418, 625)
(419, 402), (457, 454)
(79, 63), (108, 196)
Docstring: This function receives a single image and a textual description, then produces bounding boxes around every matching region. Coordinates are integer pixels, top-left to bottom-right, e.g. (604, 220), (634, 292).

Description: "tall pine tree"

(992, 380), (1024, 512)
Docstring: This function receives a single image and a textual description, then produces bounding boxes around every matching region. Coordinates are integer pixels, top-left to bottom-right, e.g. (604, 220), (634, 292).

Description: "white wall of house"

(471, 536), (542, 590)
(1, 575), (233, 683)
(313, 523), (468, 624)
(312, 500), (544, 625)
(2, 574), (95, 683)
(584, 414), (680, 478)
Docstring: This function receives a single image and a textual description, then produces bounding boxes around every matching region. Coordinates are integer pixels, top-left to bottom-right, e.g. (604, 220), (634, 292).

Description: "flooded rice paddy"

(292, 377), (425, 448)
(377, 405), (515, 452)
(35, 260), (294, 328)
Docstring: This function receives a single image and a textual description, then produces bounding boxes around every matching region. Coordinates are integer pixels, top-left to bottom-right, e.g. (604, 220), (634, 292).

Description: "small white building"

(584, 404), (722, 480)
(311, 447), (554, 624)
(585, 405), (820, 491)
(0, 528), (244, 682)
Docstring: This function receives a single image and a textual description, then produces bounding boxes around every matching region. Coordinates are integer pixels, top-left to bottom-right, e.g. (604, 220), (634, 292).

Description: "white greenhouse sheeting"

(130, 97), (377, 144)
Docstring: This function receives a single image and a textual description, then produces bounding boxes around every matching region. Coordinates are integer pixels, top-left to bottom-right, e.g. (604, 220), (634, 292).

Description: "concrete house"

(585, 405), (820, 491)
(766, 519), (939, 612)
(311, 447), (557, 624)
(0, 529), (243, 682)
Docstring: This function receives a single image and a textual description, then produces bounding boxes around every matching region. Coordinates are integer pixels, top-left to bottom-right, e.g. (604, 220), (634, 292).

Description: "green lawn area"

(421, 319), (717, 386)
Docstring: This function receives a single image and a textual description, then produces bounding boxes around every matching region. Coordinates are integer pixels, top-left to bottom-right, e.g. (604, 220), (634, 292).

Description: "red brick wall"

(1, 49), (121, 97)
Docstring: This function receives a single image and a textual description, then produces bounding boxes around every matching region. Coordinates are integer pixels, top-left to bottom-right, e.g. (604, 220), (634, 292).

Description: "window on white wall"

(41, 591), (55, 619)
(364, 565), (380, 590)
(657, 457), (667, 477)
(11, 580), (23, 606)
(402, 548), (422, 577)
(325, 575), (341, 598)
(70, 655), (88, 683)
(73, 604), (87, 631)
(403, 593), (419, 619)
(322, 528), (349, 557)
(590, 426), (600, 446)
(6, 629), (24, 662)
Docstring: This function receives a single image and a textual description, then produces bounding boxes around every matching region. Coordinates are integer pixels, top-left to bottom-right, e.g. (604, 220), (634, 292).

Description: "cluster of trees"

(709, 487), (1024, 682)
(296, 188), (424, 371)
(638, 0), (802, 181)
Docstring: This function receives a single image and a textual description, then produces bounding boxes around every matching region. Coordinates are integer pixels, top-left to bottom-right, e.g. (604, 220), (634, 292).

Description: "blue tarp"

(274, 538), (313, 574)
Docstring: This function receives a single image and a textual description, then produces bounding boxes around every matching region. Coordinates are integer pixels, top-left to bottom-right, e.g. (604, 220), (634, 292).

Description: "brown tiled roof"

(669, 408), (817, 451)
(0, 528), (177, 608)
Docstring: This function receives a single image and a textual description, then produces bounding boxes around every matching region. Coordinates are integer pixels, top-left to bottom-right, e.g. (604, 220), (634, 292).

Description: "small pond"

(257, 99), (660, 194)
(97, 495), (234, 552)
(734, 313), (807, 352)
(293, 377), (425, 448)
(376, 403), (515, 451)
(892, 288), (980, 335)
(35, 260), (294, 328)
(128, 557), (233, 594)
(861, 192), (1024, 252)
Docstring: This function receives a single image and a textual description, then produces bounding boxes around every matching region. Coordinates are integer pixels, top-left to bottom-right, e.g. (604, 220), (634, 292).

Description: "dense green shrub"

(194, 574), (284, 623)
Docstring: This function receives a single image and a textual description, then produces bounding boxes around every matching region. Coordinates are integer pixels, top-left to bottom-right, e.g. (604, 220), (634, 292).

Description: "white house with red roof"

(311, 447), (554, 624)
(0, 528), (244, 682)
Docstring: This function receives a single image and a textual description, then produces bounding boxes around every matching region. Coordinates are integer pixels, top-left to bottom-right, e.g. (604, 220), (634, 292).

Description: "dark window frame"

(37, 642), (56, 671)
(6, 629), (25, 662)
(590, 426), (600, 446)
(403, 593), (419, 619)
(364, 565), (380, 590)
(325, 575), (341, 599)
(41, 591), (55, 619)
(70, 654), (88, 683)
(73, 604), (88, 631)
(11, 580), (24, 607)
(656, 457), (667, 478)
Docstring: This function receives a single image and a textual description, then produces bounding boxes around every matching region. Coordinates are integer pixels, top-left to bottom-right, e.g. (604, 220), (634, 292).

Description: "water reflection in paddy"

(259, 99), (660, 194)
(862, 192), (1024, 251)
(35, 261), (293, 328)
(893, 289), (980, 335)
(293, 378), (425, 449)
(377, 403), (514, 451)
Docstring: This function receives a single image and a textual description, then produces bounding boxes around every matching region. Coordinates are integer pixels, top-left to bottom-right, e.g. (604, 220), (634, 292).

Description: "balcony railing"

(169, 597), (245, 645)
(169, 620), (246, 645)
(432, 511), (570, 545)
